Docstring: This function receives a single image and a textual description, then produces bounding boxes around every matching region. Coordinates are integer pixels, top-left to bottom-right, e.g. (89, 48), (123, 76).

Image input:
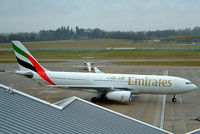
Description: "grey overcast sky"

(0, 0), (199, 33)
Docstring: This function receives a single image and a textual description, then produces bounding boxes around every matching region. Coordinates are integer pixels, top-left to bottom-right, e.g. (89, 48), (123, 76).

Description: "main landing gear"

(91, 97), (98, 102)
(172, 95), (177, 102)
(91, 94), (107, 102)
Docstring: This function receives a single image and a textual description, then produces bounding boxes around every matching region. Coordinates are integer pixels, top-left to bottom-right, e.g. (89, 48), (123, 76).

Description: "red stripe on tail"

(26, 53), (55, 85)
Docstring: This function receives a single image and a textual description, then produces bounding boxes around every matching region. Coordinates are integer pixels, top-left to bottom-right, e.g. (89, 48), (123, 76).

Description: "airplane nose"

(193, 84), (198, 90)
(191, 84), (198, 91)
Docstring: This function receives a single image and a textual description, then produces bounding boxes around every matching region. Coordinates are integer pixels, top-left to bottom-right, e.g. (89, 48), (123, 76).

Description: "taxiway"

(0, 61), (199, 134)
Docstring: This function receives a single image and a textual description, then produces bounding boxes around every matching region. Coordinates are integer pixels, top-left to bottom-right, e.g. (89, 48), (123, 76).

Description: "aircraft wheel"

(99, 94), (106, 101)
(91, 97), (98, 102)
(172, 97), (176, 102)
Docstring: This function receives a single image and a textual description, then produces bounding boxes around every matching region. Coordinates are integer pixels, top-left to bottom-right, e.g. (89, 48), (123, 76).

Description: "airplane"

(84, 62), (93, 72)
(10, 41), (198, 103)
(74, 62), (94, 72)
(74, 62), (104, 72)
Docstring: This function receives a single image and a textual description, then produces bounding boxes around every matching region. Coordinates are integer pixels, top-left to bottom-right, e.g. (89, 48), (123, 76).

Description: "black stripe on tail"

(16, 57), (37, 73)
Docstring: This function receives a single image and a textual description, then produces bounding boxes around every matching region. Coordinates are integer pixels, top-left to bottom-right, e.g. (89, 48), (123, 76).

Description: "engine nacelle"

(106, 91), (132, 102)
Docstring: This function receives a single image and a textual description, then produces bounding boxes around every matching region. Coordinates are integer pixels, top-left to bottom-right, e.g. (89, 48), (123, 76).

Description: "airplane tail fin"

(11, 41), (55, 85)
(11, 41), (47, 72)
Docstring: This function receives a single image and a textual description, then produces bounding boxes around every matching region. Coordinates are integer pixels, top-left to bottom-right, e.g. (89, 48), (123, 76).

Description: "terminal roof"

(0, 84), (171, 134)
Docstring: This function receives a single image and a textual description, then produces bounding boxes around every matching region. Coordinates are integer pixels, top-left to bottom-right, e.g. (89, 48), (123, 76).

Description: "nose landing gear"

(172, 95), (177, 102)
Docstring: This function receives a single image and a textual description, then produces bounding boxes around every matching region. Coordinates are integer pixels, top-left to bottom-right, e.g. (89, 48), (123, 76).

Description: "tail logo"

(12, 42), (55, 85)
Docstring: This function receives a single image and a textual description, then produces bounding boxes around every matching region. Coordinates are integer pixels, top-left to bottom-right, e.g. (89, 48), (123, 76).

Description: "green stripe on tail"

(12, 42), (28, 59)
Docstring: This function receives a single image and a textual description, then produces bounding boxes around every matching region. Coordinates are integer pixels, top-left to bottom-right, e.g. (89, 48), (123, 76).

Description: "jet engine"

(106, 91), (132, 102)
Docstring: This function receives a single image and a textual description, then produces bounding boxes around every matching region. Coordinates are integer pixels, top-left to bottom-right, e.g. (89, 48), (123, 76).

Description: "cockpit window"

(186, 82), (192, 85)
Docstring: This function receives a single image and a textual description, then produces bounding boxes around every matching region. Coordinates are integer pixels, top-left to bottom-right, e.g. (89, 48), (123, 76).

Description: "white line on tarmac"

(153, 95), (162, 127)
(179, 95), (187, 133)
(160, 94), (166, 129)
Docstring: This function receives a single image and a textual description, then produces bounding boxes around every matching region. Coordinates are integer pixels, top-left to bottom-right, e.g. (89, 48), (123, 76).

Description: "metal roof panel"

(0, 84), (171, 134)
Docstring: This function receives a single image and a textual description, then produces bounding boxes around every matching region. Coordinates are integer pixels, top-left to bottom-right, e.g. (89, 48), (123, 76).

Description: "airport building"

(187, 128), (200, 134)
(0, 84), (170, 134)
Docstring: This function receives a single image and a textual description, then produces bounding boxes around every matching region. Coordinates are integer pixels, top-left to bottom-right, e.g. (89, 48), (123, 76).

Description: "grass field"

(0, 39), (200, 49)
(1, 49), (200, 60)
(0, 39), (200, 66)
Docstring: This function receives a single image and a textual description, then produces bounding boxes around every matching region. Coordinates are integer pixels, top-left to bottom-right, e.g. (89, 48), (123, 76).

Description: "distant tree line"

(1, 26), (200, 43)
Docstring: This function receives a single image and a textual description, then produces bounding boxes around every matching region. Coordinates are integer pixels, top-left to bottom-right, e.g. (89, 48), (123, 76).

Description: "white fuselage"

(32, 71), (197, 95)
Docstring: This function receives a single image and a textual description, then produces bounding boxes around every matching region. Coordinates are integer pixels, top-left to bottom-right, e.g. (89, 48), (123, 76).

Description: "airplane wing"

(93, 67), (104, 73)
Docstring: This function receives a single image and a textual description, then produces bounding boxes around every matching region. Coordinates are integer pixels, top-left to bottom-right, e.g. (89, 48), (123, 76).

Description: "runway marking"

(179, 95), (187, 133)
(160, 94), (166, 129)
(153, 95), (162, 127)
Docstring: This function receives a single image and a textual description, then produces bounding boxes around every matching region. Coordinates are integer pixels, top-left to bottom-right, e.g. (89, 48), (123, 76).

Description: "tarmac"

(0, 60), (200, 134)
